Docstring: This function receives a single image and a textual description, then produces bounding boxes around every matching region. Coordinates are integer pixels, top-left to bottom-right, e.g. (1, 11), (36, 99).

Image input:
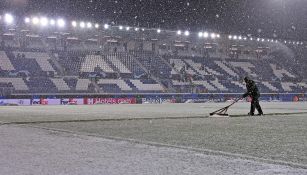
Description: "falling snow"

(1, 1), (307, 47)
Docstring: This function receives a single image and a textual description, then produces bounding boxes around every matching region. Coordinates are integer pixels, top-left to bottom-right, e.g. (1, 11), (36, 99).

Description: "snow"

(0, 102), (307, 174)
(0, 125), (306, 175)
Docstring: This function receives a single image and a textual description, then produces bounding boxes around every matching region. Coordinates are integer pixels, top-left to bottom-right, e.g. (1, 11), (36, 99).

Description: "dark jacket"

(243, 80), (260, 98)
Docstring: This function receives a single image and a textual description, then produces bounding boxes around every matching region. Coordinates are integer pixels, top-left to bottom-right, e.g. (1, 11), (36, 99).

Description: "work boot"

(257, 113), (264, 116)
(248, 112), (254, 116)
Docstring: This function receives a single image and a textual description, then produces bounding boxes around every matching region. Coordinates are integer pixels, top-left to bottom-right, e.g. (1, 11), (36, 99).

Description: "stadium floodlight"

(24, 17), (30, 23)
(177, 30), (182, 35)
(72, 21), (77, 27)
(4, 13), (14, 25)
(198, 32), (203, 38)
(32, 17), (39, 25)
(50, 19), (56, 26)
(104, 24), (109, 29)
(250, 37), (253, 41)
(257, 38), (260, 42)
(210, 33), (216, 39)
(204, 32), (209, 38)
(243, 37), (247, 40)
(233, 35), (237, 40)
(40, 17), (49, 27)
(95, 23), (99, 29)
(157, 29), (161, 33)
(228, 35), (232, 39)
(57, 18), (65, 28)
(119, 25), (123, 30)
(184, 30), (190, 36)
(238, 36), (242, 40)
(261, 39), (265, 42)
(126, 26), (130, 31)
(216, 34), (220, 38)
(87, 22), (92, 28)
(135, 27), (139, 31)
(141, 28), (145, 31)
(80, 22), (85, 28)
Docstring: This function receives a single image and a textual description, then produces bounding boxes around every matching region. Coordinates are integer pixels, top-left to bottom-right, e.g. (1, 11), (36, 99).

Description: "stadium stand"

(0, 24), (306, 95)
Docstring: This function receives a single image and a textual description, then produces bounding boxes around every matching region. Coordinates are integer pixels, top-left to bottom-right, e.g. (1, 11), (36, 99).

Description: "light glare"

(184, 30), (190, 36)
(104, 24), (109, 29)
(32, 17), (39, 25)
(87, 22), (92, 28)
(40, 17), (49, 27)
(57, 19), (65, 28)
(4, 13), (14, 24)
(80, 22), (85, 28)
(72, 21), (77, 27)
(24, 17), (30, 23)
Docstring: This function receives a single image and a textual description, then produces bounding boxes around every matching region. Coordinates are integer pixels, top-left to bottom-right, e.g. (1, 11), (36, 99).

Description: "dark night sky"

(1, 0), (307, 40)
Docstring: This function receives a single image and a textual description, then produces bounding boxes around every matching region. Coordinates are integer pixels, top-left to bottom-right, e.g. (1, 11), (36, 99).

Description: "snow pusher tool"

(209, 98), (243, 116)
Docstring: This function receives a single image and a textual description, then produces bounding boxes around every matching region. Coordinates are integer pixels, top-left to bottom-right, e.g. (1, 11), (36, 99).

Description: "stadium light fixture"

(228, 35), (232, 39)
(24, 17), (30, 24)
(32, 17), (39, 25)
(216, 34), (220, 38)
(40, 17), (49, 27)
(50, 19), (56, 26)
(233, 35), (237, 40)
(261, 39), (265, 42)
(141, 28), (145, 31)
(80, 22), (85, 28)
(4, 13), (14, 25)
(157, 29), (161, 33)
(250, 37), (253, 41)
(104, 24), (109, 29)
(135, 27), (139, 31)
(119, 25), (123, 30)
(126, 26), (130, 31)
(198, 32), (203, 38)
(184, 30), (190, 36)
(257, 38), (260, 42)
(95, 23), (99, 29)
(57, 19), (65, 28)
(210, 33), (216, 39)
(87, 22), (92, 28)
(72, 21), (77, 27)
(177, 30), (182, 35)
(203, 32), (209, 38)
(238, 36), (242, 40)
(243, 37), (247, 40)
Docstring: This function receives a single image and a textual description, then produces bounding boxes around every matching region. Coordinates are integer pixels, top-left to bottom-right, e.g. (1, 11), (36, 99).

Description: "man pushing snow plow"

(210, 77), (264, 117)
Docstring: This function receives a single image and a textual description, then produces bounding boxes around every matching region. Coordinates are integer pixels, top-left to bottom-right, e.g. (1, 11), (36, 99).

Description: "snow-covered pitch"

(0, 102), (307, 175)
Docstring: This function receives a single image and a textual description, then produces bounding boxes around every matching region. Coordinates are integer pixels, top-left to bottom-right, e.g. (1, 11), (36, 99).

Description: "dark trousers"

(250, 97), (263, 115)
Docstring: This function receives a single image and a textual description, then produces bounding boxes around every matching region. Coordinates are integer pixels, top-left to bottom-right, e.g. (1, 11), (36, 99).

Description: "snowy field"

(0, 102), (307, 174)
